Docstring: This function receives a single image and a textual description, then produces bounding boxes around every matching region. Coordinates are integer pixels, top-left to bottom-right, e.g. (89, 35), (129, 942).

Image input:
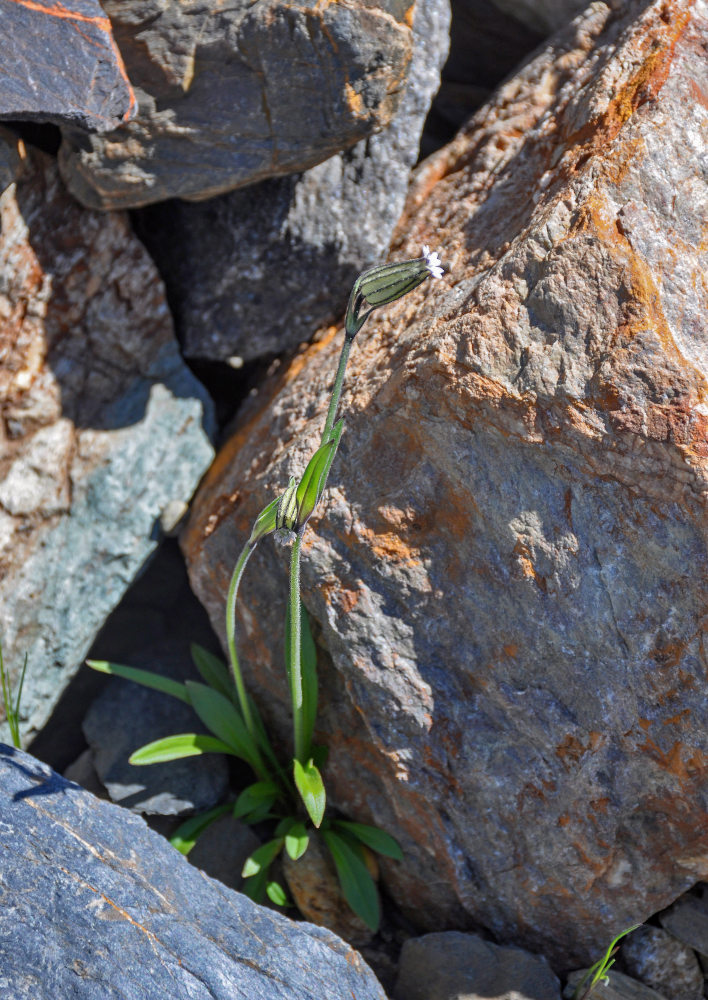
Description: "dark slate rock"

(134, 0), (450, 363)
(563, 969), (667, 1000)
(0, 0), (135, 132)
(82, 636), (229, 816)
(0, 744), (387, 1000)
(58, 0), (413, 209)
(620, 924), (704, 1000)
(393, 932), (562, 1000)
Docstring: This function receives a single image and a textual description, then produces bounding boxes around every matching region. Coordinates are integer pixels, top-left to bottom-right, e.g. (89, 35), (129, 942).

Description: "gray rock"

(135, 0), (451, 363)
(0, 744), (387, 1000)
(0, 0), (135, 132)
(659, 895), (708, 960)
(620, 925), (703, 1000)
(563, 969), (667, 1000)
(183, 0), (708, 969)
(63, 748), (107, 799)
(82, 638), (229, 815)
(58, 0), (413, 210)
(393, 931), (562, 999)
(0, 146), (214, 748)
(188, 813), (261, 892)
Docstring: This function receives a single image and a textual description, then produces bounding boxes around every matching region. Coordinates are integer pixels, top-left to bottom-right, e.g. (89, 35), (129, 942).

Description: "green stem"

(289, 531), (305, 763)
(321, 333), (354, 445)
(225, 542), (271, 781)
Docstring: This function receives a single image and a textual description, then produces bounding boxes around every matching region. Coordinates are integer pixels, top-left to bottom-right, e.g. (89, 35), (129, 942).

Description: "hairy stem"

(321, 333), (354, 445)
(289, 531), (305, 763)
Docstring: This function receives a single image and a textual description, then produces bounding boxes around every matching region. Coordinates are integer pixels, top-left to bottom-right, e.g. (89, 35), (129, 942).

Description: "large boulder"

(134, 0), (451, 363)
(0, 744), (387, 1000)
(0, 0), (135, 132)
(182, 0), (708, 968)
(58, 0), (414, 210)
(0, 147), (214, 746)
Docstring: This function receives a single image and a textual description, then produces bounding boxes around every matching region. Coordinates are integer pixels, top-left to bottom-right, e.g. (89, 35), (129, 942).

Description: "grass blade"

(86, 660), (189, 704)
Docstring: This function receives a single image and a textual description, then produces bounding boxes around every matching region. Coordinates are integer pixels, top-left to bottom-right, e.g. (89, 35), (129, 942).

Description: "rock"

(0, 744), (387, 1000)
(58, 0), (413, 210)
(0, 146), (214, 748)
(491, 0), (587, 35)
(659, 894), (708, 960)
(563, 969), (668, 1000)
(182, 0), (708, 968)
(0, 126), (23, 194)
(0, 0), (135, 132)
(282, 831), (376, 948)
(422, 0), (543, 155)
(134, 0), (451, 363)
(63, 748), (107, 800)
(620, 925), (704, 1000)
(188, 813), (261, 892)
(82, 638), (229, 816)
(393, 931), (562, 999)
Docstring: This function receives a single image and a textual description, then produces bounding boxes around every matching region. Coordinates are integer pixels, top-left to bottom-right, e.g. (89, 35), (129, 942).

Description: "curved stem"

(225, 542), (272, 782)
(289, 531), (305, 763)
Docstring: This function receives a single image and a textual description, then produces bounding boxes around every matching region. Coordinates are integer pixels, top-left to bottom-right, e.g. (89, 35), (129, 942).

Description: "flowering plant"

(88, 246), (445, 928)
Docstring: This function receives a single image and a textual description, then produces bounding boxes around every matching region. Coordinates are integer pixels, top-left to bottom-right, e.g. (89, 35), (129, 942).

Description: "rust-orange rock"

(183, 0), (708, 967)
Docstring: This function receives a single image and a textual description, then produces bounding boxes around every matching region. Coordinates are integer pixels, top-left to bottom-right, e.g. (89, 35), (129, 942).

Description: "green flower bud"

(345, 245), (444, 337)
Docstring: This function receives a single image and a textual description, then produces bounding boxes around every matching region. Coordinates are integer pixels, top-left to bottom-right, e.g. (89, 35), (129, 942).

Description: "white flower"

(422, 245), (444, 279)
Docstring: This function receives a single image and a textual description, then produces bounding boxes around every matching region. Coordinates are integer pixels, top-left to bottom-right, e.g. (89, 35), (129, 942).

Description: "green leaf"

(284, 821), (309, 861)
(266, 881), (290, 907)
(169, 803), (233, 855)
(322, 829), (380, 932)
(232, 781), (281, 819)
(185, 680), (261, 768)
(248, 495), (281, 545)
(285, 603), (318, 761)
(86, 660), (190, 704)
(241, 837), (284, 878)
(294, 420), (343, 527)
(293, 758), (326, 829)
(129, 733), (235, 765)
(189, 645), (234, 701)
(332, 821), (403, 861)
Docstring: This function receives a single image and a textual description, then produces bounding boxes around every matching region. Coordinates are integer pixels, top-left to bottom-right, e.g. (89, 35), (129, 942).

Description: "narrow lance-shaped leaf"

(86, 660), (190, 704)
(294, 420), (343, 528)
(332, 820), (403, 861)
(241, 837), (284, 878)
(129, 733), (236, 765)
(185, 680), (262, 770)
(322, 829), (380, 932)
(189, 644), (234, 702)
(285, 602), (318, 761)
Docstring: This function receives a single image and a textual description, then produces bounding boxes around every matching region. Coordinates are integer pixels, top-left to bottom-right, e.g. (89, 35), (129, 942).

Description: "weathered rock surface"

(0, 744), (387, 1000)
(58, 0), (414, 210)
(82, 638), (229, 816)
(0, 0), (135, 132)
(659, 892), (708, 959)
(393, 931), (561, 1000)
(0, 147), (214, 747)
(134, 0), (450, 363)
(620, 925), (704, 1000)
(183, 0), (708, 968)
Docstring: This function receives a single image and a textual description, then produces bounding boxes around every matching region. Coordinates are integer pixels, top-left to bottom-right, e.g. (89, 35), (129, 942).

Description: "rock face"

(491, 0), (587, 35)
(620, 925), (704, 1000)
(58, 0), (414, 210)
(393, 932), (561, 1000)
(0, 147), (214, 746)
(0, 744), (387, 1000)
(134, 0), (450, 363)
(0, 0), (135, 131)
(183, 0), (708, 968)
